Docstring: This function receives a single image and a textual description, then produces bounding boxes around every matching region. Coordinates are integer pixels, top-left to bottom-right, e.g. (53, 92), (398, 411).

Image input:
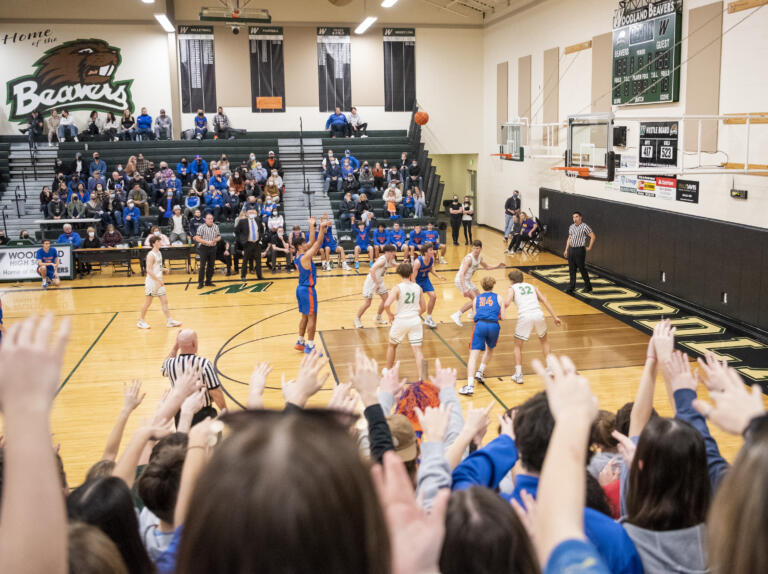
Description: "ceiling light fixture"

(141, 0), (156, 4)
(355, 16), (378, 34)
(154, 13), (175, 33)
(381, 0), (399, 7)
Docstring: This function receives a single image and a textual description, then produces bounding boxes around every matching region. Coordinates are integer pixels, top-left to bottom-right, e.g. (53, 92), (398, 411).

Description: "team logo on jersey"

(6, 38), (134, 123)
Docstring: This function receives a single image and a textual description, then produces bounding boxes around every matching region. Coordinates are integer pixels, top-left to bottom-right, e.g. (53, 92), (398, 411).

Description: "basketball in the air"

(414, 110), (429, 125)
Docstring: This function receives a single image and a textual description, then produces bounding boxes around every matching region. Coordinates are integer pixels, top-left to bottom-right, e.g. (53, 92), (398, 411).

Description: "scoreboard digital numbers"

(612, 0), (682, 105)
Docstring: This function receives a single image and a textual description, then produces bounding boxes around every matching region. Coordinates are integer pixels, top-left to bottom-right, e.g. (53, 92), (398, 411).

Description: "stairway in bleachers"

(279, 138), (332, 231)
(1, 143), (55, 238)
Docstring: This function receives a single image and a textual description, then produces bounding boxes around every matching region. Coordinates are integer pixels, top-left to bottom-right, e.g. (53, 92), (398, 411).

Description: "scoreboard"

(612, 0), (682, 105)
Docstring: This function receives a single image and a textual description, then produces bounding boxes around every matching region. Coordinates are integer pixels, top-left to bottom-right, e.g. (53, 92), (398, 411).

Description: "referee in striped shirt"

(194, 213), (221, 289)
(162, 329), (227, 425)
(564, 211), (596, 294)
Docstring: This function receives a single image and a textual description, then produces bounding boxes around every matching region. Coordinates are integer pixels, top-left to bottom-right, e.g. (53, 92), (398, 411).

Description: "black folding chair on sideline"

(523, 224), (547, 255)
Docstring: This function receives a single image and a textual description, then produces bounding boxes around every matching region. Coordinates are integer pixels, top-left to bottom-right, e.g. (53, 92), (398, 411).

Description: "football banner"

(249, 26), (285, 113)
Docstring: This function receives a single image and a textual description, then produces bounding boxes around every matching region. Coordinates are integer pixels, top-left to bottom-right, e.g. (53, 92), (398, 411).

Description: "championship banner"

(639, 121), (678, 168)
(0, 244), (72, 281)
(383, 28), (416, 112)
(317, 27), (351, 112)
(249, 26), (285, 113)
(612, 0), (682, 105)
(178, 25), (217, 113)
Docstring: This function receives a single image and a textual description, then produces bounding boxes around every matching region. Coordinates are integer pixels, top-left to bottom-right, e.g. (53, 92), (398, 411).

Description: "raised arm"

(0, 315), (71, 574)
(629, 320), (670, 437)
(101, 380), (145, 461)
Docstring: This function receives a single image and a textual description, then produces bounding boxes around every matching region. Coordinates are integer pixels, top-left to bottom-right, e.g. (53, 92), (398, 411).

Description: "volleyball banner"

(383, 28), (415, 112)
(249, 26), (285, 113)
(317, 27), (351, 112)
(178, 25), (217, 113)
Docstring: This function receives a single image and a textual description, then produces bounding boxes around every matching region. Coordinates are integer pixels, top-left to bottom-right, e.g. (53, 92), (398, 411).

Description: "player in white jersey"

(450, 240), (505, 327)
(505, 268), (561, 384)
(355, 244), (397, 328)
(384, 261), (426, 381)
(137, 235), (182, 329)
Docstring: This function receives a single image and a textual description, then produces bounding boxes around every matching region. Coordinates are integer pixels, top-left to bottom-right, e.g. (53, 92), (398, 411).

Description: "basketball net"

(559, 170), (578, 194)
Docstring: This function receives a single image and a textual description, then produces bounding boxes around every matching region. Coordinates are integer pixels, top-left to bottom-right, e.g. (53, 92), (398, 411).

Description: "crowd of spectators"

(4, 313), (767, 574)
(23, 107), (247, 144)
(324, 149), (426, 228)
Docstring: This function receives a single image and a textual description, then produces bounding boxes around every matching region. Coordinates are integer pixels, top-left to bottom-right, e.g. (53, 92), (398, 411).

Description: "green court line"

(430, 328), (508, 410)
(56, 312), (118, 395)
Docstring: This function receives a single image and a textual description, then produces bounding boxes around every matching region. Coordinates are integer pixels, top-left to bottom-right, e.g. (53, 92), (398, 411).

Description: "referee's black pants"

(242, 241), (263, 279)
(174, 405), (217, 428)
(568, 246), (592, 291)
(198, 245), (216, 286)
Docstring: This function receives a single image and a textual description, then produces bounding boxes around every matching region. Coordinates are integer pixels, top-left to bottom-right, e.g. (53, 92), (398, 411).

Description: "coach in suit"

(236, 206), (265, 280)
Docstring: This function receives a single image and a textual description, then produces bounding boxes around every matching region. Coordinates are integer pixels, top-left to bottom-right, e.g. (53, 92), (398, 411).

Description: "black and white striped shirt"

(162, 354), (221, 407)
(568, 222), (593, 247)
(195, 223), (220, 243)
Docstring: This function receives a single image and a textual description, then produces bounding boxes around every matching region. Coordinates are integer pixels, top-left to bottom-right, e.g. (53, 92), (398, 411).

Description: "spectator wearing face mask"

(325, 106), (348, 138)
(144, 225), (171, 248)
(343, 172), (361, 202)
(223, 189), (240, 222)
(213, 107), (231, 140)
(387, 166), (402, 191)
(341, 159), (356, 180)
(210, 173), (228, 193)
(103, 185), (125, 227)
(101, 223), (124, 247)
(66, 193), (86, 219)
(190, 155), (208, 178)
(321, 149), (335, 171)
(194, 109), (208, 140)
(89, 152), (107, 177)
(235, 206), (265, 280)
(264, 151), (283, 178)
(154, 108), (173, 140)
(346, 106), (368, 137)
(264, 178), (281, 203)
(358, 162), (375, 195)
(251, 162), (268, 190)
(323, 158), (342, 194)
(123, 200), (141, 236)
(406, 159), (422, 191)
(184, 190), (202, 218)
(81, 227), (101, 274)
(128, 184), (149, 217)
(87, 171), (106, 194)
(191, 173), (208, 195)
(343, 149), (360, 172)
(204, 187), (225, 221)
(157, 189), (180, 226)
(168, 205), (189, 244)
(136, 107), (153, 140)
(48, 194), (65, 219)
(176, 157), (190, 184)
(372, 162), (385, 191)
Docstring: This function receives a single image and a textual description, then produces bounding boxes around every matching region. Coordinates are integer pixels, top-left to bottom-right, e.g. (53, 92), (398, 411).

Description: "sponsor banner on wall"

(616, 174), (638, 194)
(676, 179), (700, 203)
(636, 175), (656, 197)
(178, 25), (217, 113)
(0, 244), (72, 281)
(249, 26), (285, 113)
(5, 34), (135, 123)
(639, 121), (678, 168)
(317, 27), (351, 112)
(655, 176), (676, 200)
(383, 28), (416, 112)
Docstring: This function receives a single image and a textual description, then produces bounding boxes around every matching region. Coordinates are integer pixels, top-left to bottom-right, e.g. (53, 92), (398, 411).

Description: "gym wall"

(478, 0), (768, 231)
(0, 22), (482, 154)
(539, 187), (768, 331)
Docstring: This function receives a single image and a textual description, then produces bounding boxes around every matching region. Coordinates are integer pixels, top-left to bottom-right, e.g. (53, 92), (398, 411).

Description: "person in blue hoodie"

(452, 391), (644, 574)
(341, 158), (356, 180)
(136, 107), (154, 140)
(189, 155), (208, 178)
(176, 157), (191, 184)
(204, 187), (224, 221)
(325, 106), (348, 138)
(343, 149), (360, 171)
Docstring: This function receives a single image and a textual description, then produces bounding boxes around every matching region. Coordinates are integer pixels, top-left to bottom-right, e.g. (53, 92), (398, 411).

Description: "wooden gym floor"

(1, 226), (761, 484)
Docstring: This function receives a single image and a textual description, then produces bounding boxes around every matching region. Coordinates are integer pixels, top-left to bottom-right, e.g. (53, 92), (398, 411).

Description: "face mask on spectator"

(198, 174), (203, 180)
(248, 213), (256, 219)
(88, 232), (95, 238)
(128, 202), (134, 208)
(271, 211), (278, 217)
(167, 192), (173, 197)
(154, 231), (161, 237)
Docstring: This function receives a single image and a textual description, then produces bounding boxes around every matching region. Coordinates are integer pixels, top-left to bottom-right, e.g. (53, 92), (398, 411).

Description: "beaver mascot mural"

(33, 39), (120, 88)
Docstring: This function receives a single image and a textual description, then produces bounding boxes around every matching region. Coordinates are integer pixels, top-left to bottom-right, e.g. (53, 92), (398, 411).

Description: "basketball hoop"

(552, 166), (587, 193)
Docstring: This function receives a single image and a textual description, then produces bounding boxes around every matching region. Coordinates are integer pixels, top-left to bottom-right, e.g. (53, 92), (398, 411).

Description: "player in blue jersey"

(352, 221), (373, 270)
(388, 222), (406, 257)
(411, 243), (445, 328)
(372, 223), (390, 259)
(293, 217), (327, 354)
(404, 224), (424, 262)
(318, 213), (351, 271)
(36, 239), (60, 289)
(422, 222), (447, 264)
(459, 276), (506, 396)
